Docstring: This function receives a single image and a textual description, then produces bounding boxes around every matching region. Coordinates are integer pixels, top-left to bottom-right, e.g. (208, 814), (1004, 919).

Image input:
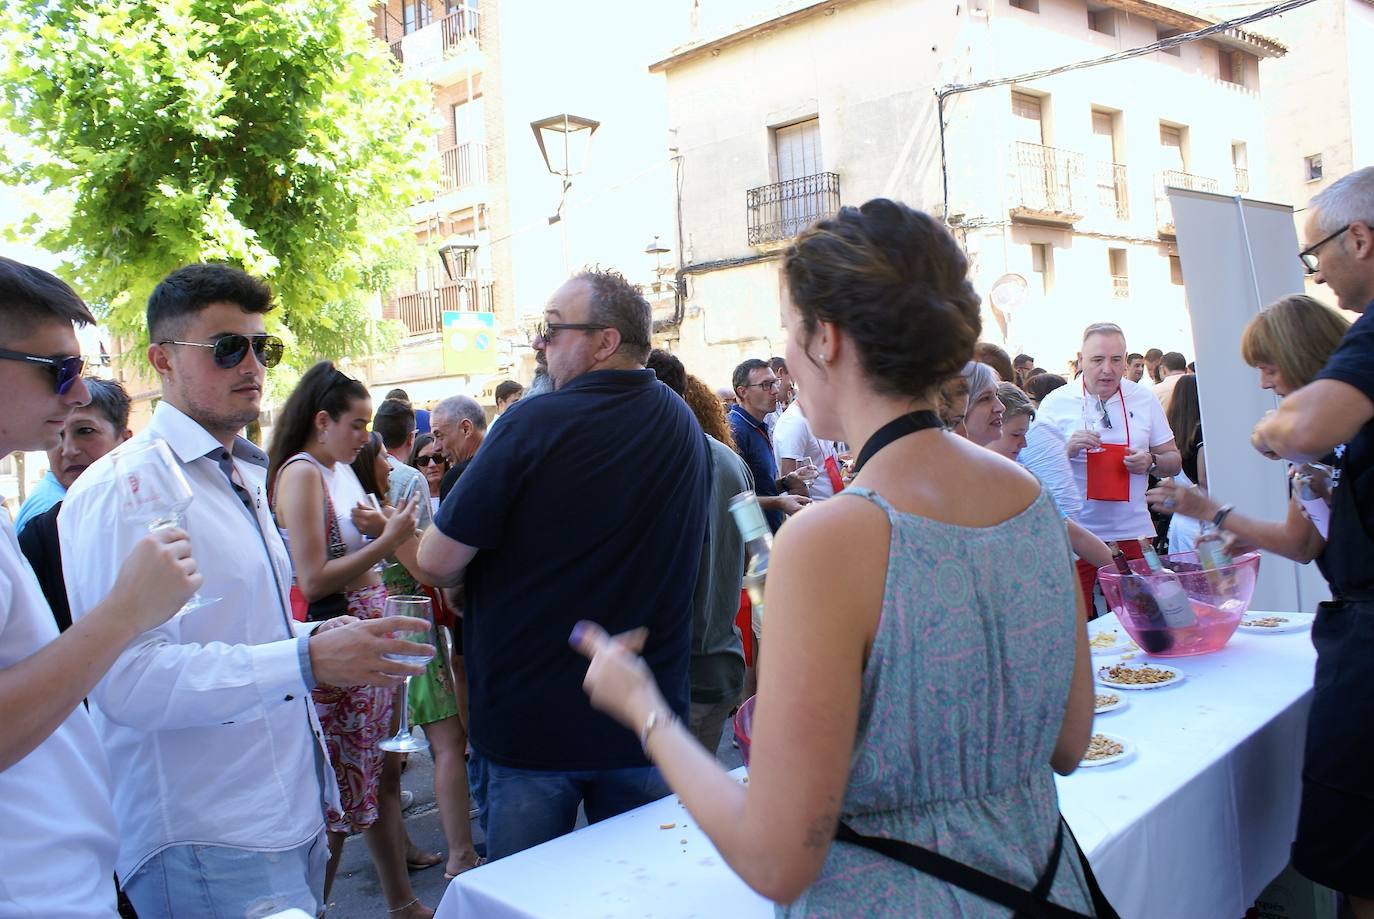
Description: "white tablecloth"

(437, 611), (1317, 919)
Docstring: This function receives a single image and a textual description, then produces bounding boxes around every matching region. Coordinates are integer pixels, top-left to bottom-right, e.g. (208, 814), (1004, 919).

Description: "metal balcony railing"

(389, 280), (496, 336)
(1111, 276), (1130, 299)
(439, 5), (481, 52)
(746, 172), (841, 245)
(1010, 142), (1085, 220)
(1096, 162), (1129, 220)
(439, 142), (488, 192)
(1156, 170), (1220, 234)
(1234, 167), (1250, 194)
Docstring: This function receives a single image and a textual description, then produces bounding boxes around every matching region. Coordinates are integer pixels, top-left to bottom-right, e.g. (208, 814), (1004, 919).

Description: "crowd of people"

(3, 165), (1374, 919)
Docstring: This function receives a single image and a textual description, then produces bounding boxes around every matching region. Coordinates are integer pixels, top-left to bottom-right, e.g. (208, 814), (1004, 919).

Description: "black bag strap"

(1061, 817), (1121, 919)
(835, 817), (1103, 919)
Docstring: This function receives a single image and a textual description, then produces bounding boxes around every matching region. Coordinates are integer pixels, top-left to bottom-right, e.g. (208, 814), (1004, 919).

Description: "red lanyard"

(1083, 381), (1130, 445)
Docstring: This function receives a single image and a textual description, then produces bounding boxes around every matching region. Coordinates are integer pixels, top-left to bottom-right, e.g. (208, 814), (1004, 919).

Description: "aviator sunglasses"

(158, 333), (285, 369)
(0, 348), (86, 394)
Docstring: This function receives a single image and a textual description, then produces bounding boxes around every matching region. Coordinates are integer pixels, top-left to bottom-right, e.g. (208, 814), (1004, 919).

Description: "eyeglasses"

(1299, 224), (1351, 275)
(415, 454), (447, 467)
(158, 334), (284, 369)
(529, 322), (609, 344)
(743, 379), (780, 391)
(0, 348), (86, 395)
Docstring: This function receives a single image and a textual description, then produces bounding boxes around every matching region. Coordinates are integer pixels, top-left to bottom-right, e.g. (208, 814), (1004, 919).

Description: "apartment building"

(651, 0), (1284, 385)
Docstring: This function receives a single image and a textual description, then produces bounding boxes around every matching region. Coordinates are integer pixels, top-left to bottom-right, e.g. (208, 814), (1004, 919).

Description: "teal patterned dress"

(781, 487), (1093, 917)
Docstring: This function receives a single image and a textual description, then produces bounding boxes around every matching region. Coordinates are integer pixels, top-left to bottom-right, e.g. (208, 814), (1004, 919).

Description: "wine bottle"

(1110, 548), (1173, 653)
(729, 492), (772, 635)
(1195, 524), (1236, 595)
(1136, 538), (1198, 628)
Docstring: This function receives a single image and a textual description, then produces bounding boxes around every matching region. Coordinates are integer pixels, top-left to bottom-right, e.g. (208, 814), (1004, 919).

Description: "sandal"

(406, 849), (444, 871)
(443, 855), (487, 880)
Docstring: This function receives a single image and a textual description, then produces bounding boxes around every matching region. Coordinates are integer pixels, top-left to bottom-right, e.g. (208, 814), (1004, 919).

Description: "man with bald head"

(1252, 166), (1374, 914)
(1036, 322), (1181, 608)
(415, 268), (709, 859)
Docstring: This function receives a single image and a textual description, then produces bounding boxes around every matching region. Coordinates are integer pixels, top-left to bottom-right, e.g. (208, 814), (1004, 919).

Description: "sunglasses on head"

(0, 347), (86, 394)
(158, 334), (284, 369)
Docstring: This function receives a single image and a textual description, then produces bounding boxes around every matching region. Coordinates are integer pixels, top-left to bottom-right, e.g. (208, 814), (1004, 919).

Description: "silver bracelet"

(639, 708), (675, 752)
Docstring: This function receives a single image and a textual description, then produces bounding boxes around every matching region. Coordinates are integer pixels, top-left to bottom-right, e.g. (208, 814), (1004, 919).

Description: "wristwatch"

(1213, 505), (1235, 529)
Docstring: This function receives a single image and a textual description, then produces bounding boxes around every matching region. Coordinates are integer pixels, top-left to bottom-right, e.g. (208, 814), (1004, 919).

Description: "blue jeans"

(123, 831), (327, 919)
(474, 751), (668, 860)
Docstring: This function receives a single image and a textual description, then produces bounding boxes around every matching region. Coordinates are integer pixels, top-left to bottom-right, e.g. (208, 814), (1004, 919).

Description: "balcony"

(1111, 276), (1130, 299)
(1234, 167), (1250, 195)
(1156, 170), (1220, 236)
(1009, 142), (1085, 225)
(1096, 162), (1129, 220)
(386, 279), (496, 337)
(439, 142), (487, 193)
(746, 172), (841, 245)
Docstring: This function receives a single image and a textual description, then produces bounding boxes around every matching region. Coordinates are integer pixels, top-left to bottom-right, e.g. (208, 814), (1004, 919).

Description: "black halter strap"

(851, 410), (944, 475)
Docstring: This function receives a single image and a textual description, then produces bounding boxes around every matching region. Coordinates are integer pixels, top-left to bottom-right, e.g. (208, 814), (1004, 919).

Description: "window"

(1011, 91), (1045, 145)
(403, 0), (432, 33)
(1088, 5), (1116, 35)
(773, 118), (823, 183)
(1160, 124), (1186, 173)
(1232, 142), (1249, 193)
(1169, 256), (1184, 286)
(1109, 248), (1129, 298)
(1219, 49), (1246, 87)
(1305, 154), (1324, 182)
(1093, 110), (1127, 218)
(1031, 243), (1054, 294)
(1010, 0), (1039, 12)
(452, 98), (485, 144)
(1158, 26), (1182, 55)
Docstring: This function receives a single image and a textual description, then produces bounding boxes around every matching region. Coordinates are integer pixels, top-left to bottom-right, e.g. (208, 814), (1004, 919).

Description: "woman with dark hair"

(269, 361), (431, 918)
(408, 433), (448, 517)
(1160, 374), (1205, 553)
(573, 199), (1094, 915)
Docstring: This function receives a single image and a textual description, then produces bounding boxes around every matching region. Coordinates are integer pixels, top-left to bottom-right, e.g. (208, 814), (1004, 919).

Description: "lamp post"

(645, 234), (671, 293)
(438, 236), (479, 311)
(530, 113), (600, 271)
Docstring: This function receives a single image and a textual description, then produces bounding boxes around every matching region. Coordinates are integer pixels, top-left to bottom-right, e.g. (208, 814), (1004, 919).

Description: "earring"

(815, 353), (827, 362)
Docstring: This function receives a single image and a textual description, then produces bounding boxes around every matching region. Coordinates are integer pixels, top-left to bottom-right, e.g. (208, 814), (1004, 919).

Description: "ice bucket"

(1096, 550), (1260, 657)
(733, 694), (757, 765)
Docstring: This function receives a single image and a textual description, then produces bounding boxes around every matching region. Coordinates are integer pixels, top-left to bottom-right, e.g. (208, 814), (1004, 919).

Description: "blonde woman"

(1147, 294), (1350, 561)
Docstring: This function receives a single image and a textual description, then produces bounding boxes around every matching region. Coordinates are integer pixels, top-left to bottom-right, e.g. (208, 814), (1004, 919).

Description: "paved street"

(329, 721), (745, 917)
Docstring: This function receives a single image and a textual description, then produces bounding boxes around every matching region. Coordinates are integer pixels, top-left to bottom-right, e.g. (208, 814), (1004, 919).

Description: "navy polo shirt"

(728, 403), (784, 531)
(1314, 305), (1374, 598)
(434, 369), (709, 770)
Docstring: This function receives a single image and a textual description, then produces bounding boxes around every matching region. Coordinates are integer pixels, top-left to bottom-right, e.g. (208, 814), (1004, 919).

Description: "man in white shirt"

(60, 264), (430, 919)
(772, 399), (843, 501)
(1152, 351), (1189, 413)
(0, 257), (203, 917)
(1037, 322), (1182, 607)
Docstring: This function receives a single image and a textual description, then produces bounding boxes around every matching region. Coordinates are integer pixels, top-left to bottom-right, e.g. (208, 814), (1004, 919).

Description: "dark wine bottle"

(1110, 547), (1173, 653)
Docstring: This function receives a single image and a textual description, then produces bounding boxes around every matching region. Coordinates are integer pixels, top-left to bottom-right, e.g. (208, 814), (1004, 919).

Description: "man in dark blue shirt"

(415, 268), (710, 860)
(1252, 166), (1374, 908)
(728, 358), (810, 531)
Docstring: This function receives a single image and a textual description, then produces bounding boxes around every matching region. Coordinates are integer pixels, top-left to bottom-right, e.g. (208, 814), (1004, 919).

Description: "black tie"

(216, 450), (256, 519)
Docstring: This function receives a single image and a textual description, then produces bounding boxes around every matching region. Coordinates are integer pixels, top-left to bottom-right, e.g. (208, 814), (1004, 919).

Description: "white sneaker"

(400, 790), (415, 810)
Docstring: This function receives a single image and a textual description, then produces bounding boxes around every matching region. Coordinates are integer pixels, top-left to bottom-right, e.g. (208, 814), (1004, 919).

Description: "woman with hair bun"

(572, 199), (1095, 915)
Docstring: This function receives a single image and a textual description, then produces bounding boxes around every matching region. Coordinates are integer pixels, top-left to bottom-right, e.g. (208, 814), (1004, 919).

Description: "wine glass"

(378, 595), (435, 754)
(795, 455), (820, 485)
(1080, 397), (1106, 453)
(113, 439), (219, 613)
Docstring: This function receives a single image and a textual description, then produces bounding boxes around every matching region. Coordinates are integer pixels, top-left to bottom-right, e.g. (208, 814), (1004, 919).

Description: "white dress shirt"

(0, 517), (118, 917)
(60, 401), (335, 881)
(1037, 378), (1176, 541)
(1018, 421), (1081, 520)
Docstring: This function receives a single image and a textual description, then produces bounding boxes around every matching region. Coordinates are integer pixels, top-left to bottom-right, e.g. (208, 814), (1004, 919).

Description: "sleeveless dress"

(781, 487), (1094, 918)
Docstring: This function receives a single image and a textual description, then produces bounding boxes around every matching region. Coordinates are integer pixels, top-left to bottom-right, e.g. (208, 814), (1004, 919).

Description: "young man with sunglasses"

(57, 263), (430, 918)
(1251, 167), (1374, 918)
(1036, 322), (1182, 607)
(0, 257), (204, 916)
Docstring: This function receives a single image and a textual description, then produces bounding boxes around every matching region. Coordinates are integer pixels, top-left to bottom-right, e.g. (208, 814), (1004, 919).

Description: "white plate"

(1096, 661), (1185, 691)
(1239, 614), (1313, 635)
(1080, 733), (1134, 768)
(1088, 628), (1139, 657)
(1093, 691), (1129, 715)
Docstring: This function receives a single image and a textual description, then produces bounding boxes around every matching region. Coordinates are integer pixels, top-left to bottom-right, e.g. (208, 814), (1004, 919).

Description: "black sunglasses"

(0, 347), (85, 394)
(415, 454), (448, 467)
(158, 334), (284, 369)
(529, 321), (609, 344)
(1299, 224), (1350, 275)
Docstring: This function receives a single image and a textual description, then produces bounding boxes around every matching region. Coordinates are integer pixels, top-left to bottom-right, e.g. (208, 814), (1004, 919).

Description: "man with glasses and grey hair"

(729, 358), (811, 532)
(1036, 322), (1181, 609)
(413, 268), (711, 860)
(1252, 166), (1374, 915)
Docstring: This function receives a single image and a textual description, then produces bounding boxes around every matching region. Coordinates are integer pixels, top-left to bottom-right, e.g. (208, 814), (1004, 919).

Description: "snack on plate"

(1100, 662), (1176, 685)
(1094, 692), (1121, 710)
(1084, 734), (1124, 761)
(1245, 616), (1289, 629)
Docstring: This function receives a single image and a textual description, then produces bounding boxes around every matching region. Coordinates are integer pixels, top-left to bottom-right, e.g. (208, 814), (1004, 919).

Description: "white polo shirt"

(1037, 377), (1176, 541)
(0, 517), (118, 917)
(772, 401), (841, 500)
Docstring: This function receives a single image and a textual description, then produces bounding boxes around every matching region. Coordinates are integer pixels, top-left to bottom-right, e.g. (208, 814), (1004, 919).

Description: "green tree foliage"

(0, 0), (435, 376)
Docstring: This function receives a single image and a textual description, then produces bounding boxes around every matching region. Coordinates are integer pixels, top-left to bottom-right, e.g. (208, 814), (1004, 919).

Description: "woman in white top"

(268, 361), (430, 919)
(1148, 295), (1350, 563)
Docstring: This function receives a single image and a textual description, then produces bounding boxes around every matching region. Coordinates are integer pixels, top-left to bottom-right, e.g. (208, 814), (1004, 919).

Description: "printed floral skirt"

(313, 583), (393, 834)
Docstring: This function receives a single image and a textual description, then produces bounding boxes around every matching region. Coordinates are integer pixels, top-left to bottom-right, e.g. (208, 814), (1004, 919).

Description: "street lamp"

(530, 114), (600, 225)
(438, 236), (479, 283)
(645, 235), (672, 292)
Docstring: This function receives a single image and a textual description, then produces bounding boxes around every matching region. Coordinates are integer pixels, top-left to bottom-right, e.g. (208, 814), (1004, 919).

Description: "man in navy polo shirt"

(1252, 165), (1374, 913)
(728, 359), (811, 531)
(414, 268), (710, 860)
